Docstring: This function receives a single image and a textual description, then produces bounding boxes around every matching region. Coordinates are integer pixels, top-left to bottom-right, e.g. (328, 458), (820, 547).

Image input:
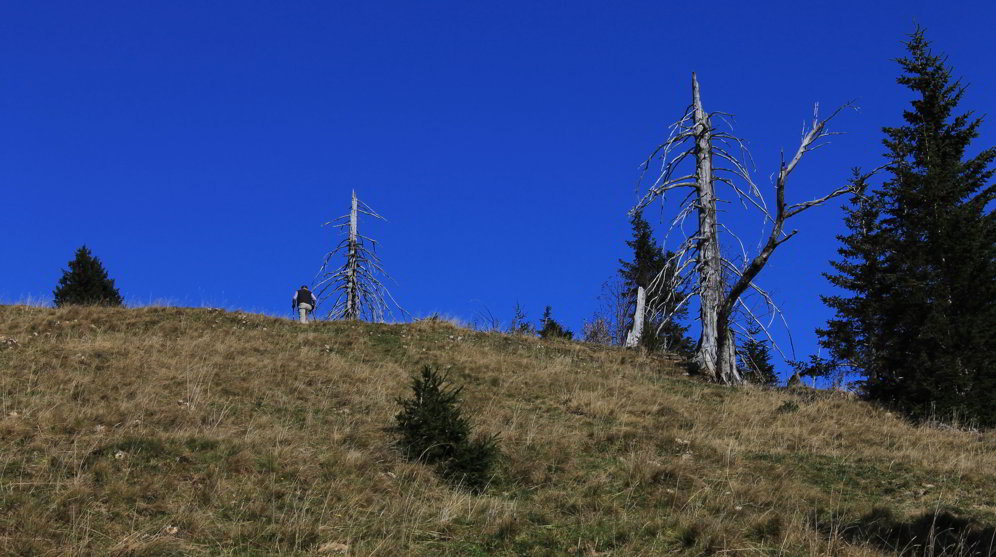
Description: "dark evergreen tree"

(538, 306), (573, 340)
(819, 29), (996, 426)
(618, 211), (689, 352)
(738, 323), (777, 386)
(817, 172), (887, 380)
(394, 366), (499, 492)
(53, 245), (123, 308)
(508, 302), (534, 335)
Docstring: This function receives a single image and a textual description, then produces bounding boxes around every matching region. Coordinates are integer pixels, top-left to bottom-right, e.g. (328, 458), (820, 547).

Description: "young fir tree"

(394, 366), (498, 492)
(820, 29), (996, 426)
(538, 306), (573, 340)
(53, 245), (123, 308)
(618, 211), (689, 352)
(508, 302), (534, 335)
(738, 322), (777, 386)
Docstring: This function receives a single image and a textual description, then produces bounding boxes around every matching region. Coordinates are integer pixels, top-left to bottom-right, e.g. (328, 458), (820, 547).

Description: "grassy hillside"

(0, 305), (993, 556)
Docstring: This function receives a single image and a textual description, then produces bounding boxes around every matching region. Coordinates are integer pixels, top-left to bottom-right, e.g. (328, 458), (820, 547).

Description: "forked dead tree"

(635, 73), (864, 384)
(315, 190), (403, 322)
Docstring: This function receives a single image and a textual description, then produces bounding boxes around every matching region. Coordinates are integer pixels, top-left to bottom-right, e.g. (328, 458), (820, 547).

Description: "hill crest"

(0, 305), (993, 555)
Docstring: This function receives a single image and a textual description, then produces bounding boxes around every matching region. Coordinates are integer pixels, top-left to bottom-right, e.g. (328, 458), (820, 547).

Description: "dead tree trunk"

(345, 191), (359, 320)
(625, 286), (646, 348)
(689, 75), (739, 383)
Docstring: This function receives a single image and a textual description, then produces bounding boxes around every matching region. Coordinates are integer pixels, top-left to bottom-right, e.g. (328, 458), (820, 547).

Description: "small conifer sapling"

(394, 366), (498, 492)
(738, 323), (777, 386)
(538, 306), (573, 340)
(53, 245), (123, 308)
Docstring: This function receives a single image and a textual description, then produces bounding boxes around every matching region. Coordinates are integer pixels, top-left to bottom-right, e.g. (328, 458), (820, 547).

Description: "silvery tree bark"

(634, 74), (861, 384)
(688, 77), (733, 381)
(316, 190), (404, 322)
(625, 286), (646, 348)
(346, 190), (358, 318)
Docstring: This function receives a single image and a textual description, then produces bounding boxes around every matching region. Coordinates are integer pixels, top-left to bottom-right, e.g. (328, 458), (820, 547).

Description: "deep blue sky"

(3, 2), (994, 377)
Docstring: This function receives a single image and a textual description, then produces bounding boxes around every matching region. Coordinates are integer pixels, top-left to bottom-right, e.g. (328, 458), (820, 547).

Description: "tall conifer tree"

(819, 29), (996, 425)
(53, 245), (124, 308)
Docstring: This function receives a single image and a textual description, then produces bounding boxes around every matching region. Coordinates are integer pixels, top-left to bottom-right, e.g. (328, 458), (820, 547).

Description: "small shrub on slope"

(394, 366), (498, 492)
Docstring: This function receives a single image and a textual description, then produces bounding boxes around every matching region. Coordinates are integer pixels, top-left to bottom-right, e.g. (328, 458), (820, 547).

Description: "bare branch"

(784, 185), (853, 218)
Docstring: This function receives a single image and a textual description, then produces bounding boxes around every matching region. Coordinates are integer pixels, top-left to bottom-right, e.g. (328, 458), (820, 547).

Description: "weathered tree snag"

(625, 286), (646, 348)
(634, 73), (859, 384)
(346, 190), (359, 319)
(316, 190), (404, 322)
(689, 74), (738, 382)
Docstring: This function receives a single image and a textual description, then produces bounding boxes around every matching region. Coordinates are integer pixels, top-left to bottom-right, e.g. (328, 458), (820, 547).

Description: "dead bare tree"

(634, 73), (862, 384)
(315, 190), (404, 322)
(595, 276), (630, 346)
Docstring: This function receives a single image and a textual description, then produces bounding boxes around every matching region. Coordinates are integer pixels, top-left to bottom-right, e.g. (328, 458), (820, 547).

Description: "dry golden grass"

(0, 304), (993, 556)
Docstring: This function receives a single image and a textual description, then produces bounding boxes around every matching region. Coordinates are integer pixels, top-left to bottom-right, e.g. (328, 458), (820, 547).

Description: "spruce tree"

(739, 323), (777, 386)
(817, 172), (887, 380)
(618, 211), (689, 352)
(395, 366), (498, 491)
(508, 302), (534, 335)
(819, 29), (996, 426)
(53, 245), (124, 308)
(538, 306), (573, 340)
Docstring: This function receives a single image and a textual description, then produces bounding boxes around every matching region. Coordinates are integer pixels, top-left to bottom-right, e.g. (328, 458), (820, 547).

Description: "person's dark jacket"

(292, 288), (317, 309)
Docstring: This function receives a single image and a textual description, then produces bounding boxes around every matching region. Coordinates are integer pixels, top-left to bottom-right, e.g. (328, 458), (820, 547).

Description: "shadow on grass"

(841, 507), (995, 556)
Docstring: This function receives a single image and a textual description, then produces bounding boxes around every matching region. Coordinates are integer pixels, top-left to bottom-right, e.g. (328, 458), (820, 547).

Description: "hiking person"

(292, 285), (317, 324)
